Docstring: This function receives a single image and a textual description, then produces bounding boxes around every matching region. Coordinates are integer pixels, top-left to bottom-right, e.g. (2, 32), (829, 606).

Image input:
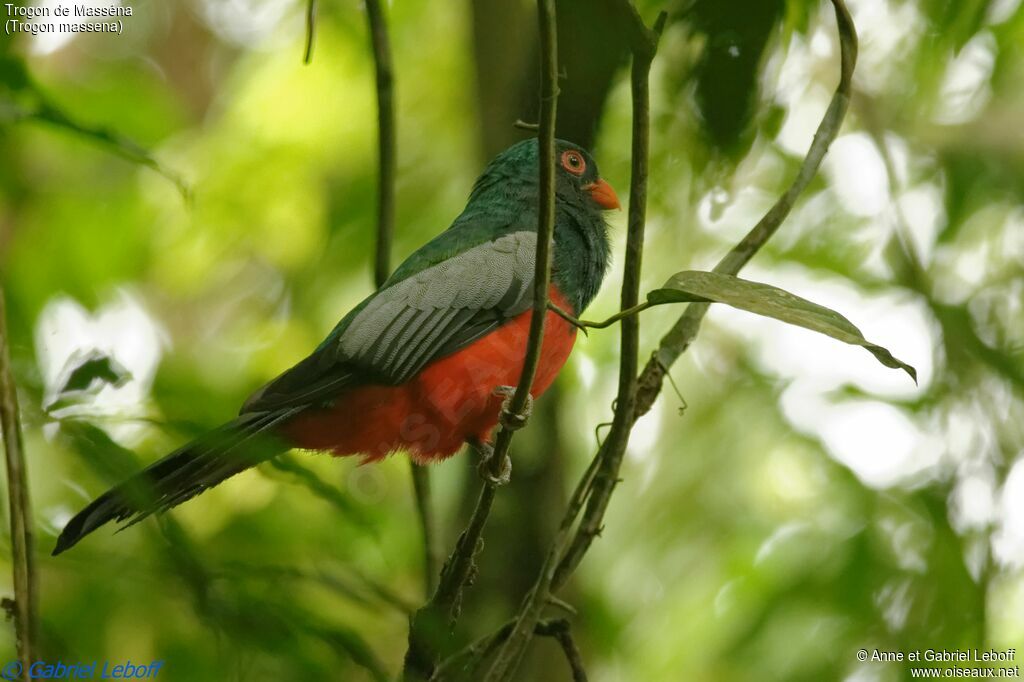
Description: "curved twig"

(548, 300), (652, 331)
(634, 0), (858, 417)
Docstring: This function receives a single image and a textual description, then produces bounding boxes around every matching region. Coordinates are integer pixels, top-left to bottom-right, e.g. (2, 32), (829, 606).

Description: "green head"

(470, 137), (620, 212)
(466, 138), (619, 312)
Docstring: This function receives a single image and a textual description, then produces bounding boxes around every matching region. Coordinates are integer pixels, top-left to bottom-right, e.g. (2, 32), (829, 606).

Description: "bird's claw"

(493, 385), (532, 432)
(474, 440), (512, 486)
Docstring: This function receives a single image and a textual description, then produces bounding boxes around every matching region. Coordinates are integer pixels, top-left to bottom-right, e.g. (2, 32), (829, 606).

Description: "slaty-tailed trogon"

(53, 138), (618, 554)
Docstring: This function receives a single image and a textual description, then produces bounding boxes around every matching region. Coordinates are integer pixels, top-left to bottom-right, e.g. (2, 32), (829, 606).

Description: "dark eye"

(561, 150), (586, 176)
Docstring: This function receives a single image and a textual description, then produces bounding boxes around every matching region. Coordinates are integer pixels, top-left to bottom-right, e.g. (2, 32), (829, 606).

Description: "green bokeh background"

(1, 0), (1023, 680)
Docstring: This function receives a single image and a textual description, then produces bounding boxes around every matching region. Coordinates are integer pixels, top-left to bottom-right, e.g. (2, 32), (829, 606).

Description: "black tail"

(53, 410), (297, 555)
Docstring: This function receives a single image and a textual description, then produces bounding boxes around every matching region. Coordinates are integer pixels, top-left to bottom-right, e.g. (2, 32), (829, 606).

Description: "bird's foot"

(493, 385), (533, 432)
(472, 439), (512, 486)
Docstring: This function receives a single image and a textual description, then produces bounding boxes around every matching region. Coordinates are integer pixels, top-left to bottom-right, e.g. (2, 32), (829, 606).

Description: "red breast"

(281, 286), (579, 462)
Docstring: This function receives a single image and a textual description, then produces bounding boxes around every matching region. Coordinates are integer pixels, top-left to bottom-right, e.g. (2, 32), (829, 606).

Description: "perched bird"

(53, 138), (619, 555)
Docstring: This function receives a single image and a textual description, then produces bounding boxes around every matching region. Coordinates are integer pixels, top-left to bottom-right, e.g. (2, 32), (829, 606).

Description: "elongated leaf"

(648, 271), (917, 382)
(0, 55), (189, 199)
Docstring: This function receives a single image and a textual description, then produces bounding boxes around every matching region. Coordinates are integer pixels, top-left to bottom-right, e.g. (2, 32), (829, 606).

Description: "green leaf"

(31, 97), (191, 200)
(59, 351), (132, 394)
(45, 351), (132, 412)
(0, 56), (190, 200)
(648, 271), (918, 383)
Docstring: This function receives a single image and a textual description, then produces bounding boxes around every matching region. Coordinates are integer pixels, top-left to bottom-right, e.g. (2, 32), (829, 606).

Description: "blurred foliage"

(0, 0), (1022, 680)
(689, 0), (786, 156)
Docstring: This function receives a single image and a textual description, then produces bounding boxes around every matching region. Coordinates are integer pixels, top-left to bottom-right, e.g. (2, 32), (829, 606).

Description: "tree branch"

(549, 0), (665, 606)
(606, 0), (662, 59)
(424, 1), (854, 679)
(634, 0), (857, 417)
(432, 618), (586, 682)
(404, 454), (497, 680)
(481, 0), (560, 480)
(468, 1), (855, 677)
(431, 619), (516, 681)
(362, 0), (442, 601)
(403, 1), (560, 678)
(0, 286), (38, 673)
(481, 5), (664, 681)
(559, 0), (856, 591)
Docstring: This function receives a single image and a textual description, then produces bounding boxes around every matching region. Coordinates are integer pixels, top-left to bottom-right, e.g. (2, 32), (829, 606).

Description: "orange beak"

(584, 178), (621, 210)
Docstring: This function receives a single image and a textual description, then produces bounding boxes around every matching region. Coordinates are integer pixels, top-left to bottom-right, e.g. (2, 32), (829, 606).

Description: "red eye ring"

(561, 150), (586, 176)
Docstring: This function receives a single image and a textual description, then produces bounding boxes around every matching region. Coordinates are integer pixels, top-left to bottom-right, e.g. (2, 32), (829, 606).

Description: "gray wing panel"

(242, 230), (540, 413)
(338, 231), (537, 383)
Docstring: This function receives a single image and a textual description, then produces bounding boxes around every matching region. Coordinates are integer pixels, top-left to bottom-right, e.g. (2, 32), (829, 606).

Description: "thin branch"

(606, 0), (662, 58)
(551, 0), (666, 609)
(431, 619), (516, 681)
(404, 461), (498, 680)
(559, 0), (856, 591)
(434, 1), (854, 679)
(476, 3), (855, 676)
(410, 462), (440, 595)
(432, 618), (585, 682)
(482, 5), (663, 681)
(437, 433), (601, 681)
(481, 0), (560, 481)
(634, 0), (857, 418)
(363, 0), (441, 601)
(548, 300), (651, 330)
(303, 0), (317, 64)
(0, 286), (38, 672)
(546, 594), (577, 615)
(535, 620), (588, 682)
(404, 1), (560, 678)
(365, 0), (397, 289)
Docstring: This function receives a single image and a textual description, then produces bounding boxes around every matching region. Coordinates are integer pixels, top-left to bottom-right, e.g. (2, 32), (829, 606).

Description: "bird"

(53, 138), (619, 555)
